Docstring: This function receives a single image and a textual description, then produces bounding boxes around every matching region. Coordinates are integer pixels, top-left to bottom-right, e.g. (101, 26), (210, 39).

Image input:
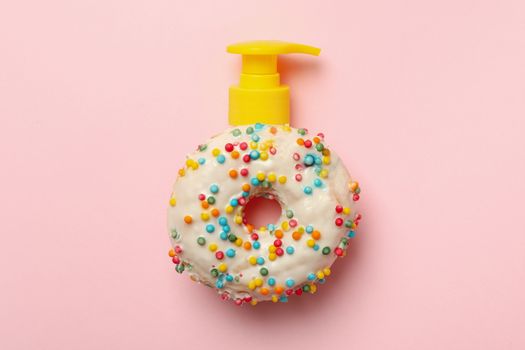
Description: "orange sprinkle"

(292, 231), (302, 240)
(246, 224), (254, 233)
(274, 229), (284, 239)
(312, 230), (321, 240)
(313, 136), (320, 144)
(201, 201), (210, 209)
(243, 241), (252, 250)
(274, 286), (284, 294)
(211, 208), (220, 217)
(242, 183), (251, 192)
(168, 249), (175, 257)
(183, 215), (192, 224)
(229, 169), (238, 178)
(260, 287), (269, 295)
(231, 150), (240, 159)
(270, 126), (277, 134)
(296, 138), (304, 146)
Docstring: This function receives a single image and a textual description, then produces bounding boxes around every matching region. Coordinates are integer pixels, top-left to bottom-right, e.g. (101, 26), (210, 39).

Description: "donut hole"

(243, 196), (282, 229)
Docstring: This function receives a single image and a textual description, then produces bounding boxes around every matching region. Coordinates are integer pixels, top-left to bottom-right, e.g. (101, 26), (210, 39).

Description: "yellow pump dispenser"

(227, 40), (321, 126)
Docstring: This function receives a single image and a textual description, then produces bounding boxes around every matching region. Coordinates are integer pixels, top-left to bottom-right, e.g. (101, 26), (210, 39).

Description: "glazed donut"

(167, 123), (361, 305)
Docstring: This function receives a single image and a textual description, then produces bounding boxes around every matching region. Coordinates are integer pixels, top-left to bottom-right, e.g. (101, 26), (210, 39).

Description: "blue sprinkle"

(313, 244), (320, 251)
(242, 191), (250, 197)
(220, 232), (228, 240)
(251, 134), (260, 142)
(306, 225), (314, 233)
(198, 158), (206, 165)
(304, 186), (313, 195)
(303, 154), (315, 166)
(250, 178), (260, 186)
(223, 225), (231, 233)
(286, 246), (295, 255)
(209, 184), (219, 193)
(225, 274), (234, 282)
(252, 241), (261, 249)
(314, 167), (321, 175)
(267, 277), (276, 286)
(217, 154), (226, 164)
(314, 178), (323, 187)
(318, 278), (326, 284)
(254, 123), (264, 130)
(250, 150), (260, 160)
(230, 198), (238, 207)
(307, 273), (316, 281)
(226, 248), (236, 258)
(206, 224), (215, 233)
(285, 278), (295, 288)
(216, 280), (224, 288)
(218, 217), (228, 226)
(267, 224), (275, 232)
(314, 156), (322, 165)
(347, 230), (356, 238)
(256, 257), (265, 265)
(279, 295), (288, 303)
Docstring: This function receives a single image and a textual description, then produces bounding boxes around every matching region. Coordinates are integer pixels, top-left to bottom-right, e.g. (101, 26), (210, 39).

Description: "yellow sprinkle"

(178, 168), (185, 177)
(259, 226), (267, 232)
(190, 162), (199, 170)
(322, 156), (331, 165)
(343, 207), (351, 215)
(310, 284), (317, 293)
(278, 175), (287, 184)
(201, 212), (210, 221)
(267, 172), (276, 182)
(209, 243), (218, 252)
(268, 245), (277, 253)
(248, 280), (256, 290)
(212, 148), (220, 156)
(218, 263), (227, 273)
(250, 299), (258, 306)
(235, 238), (243, 246)
(169, 198), (176, 207)
(185, 159), (193, 167)
(259, 143), (268, 151)
(281, 221), (289, 231)
(351, 222), (357, 229)
(256, 172), (266, 181)
(268, 253), (277, 261)
(306, 238), (315, 248)
(254, 278), (263, 287)
(298, 226), (305, 233)
(349, 181), (359, 192)
(234, 215), (243, 224)
(225, 205), (234, 214)
(323, 267), (331, 276)
(283, 124), (291, 132)
(248, 256), (257, 265)
(260, 151), (269, 161)
(316, 271), (325, 279)
(272, 295), (279, 303)
(320, 169), (329, 178)
(250, 141), (258, 149)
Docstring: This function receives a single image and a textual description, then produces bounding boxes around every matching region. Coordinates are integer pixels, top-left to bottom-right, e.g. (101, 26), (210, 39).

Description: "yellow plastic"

(227, 40), (321, 126)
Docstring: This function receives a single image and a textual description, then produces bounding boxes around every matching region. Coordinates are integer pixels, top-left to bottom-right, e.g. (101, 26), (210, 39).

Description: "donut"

(167, 123), (362, 305)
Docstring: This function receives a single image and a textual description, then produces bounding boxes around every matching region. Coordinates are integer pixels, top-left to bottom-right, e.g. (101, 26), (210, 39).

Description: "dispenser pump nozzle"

(227, 40), (320, 126)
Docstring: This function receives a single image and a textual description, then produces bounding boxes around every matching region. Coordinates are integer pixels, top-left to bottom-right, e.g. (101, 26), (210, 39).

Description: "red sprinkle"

(251, 233), (259, 241)
(239, 142), (248, 150)
(334, 247), (344, 256)
(243, 154), (251, 163)
(240, 168), (249, 176)
(335, 205), (343, 213)
(174, 245), (182, 253)
(273, 239), (282, 247)
(304, 140), (312, 148)
(275, 248), (284, 256)
(238, 197), (247, 206)
(225, 143), (234, 152)
(295, 288), (303, 296)
(172, 256), (180, 264)
(198, 194), (206, 201)
(215, 251), (224, 260)
(295, 174), (302, 182)
(353, 194), (360, 201)
(335, 218), (343, 226)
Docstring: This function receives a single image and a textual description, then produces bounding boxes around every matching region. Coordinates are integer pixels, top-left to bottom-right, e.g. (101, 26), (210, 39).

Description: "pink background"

(1, 0), (525, 349)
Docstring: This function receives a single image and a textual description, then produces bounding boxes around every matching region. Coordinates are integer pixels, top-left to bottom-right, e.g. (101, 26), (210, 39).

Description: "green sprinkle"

(232, 128), (241, 136)
(246, 126), (254, 134)
(198, 144), (208, 152)
(344, 220), (353, 228)
(315, 143), (324, 152)
(197, 236), (206, 246)
(210, 268), (219, 277)
(322, 247), (331, 255)
(260, 267), (269, 276)
(207, 196), (216, 205)
(228, 234), (237, 242)
(286, 210), (294, 219)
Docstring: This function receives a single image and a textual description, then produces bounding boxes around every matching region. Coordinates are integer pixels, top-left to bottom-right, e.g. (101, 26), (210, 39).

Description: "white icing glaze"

(167, 124), (360, 304)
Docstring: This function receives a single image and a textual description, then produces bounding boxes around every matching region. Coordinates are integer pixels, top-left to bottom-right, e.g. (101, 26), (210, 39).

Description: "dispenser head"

(227, 40), (320, 126)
